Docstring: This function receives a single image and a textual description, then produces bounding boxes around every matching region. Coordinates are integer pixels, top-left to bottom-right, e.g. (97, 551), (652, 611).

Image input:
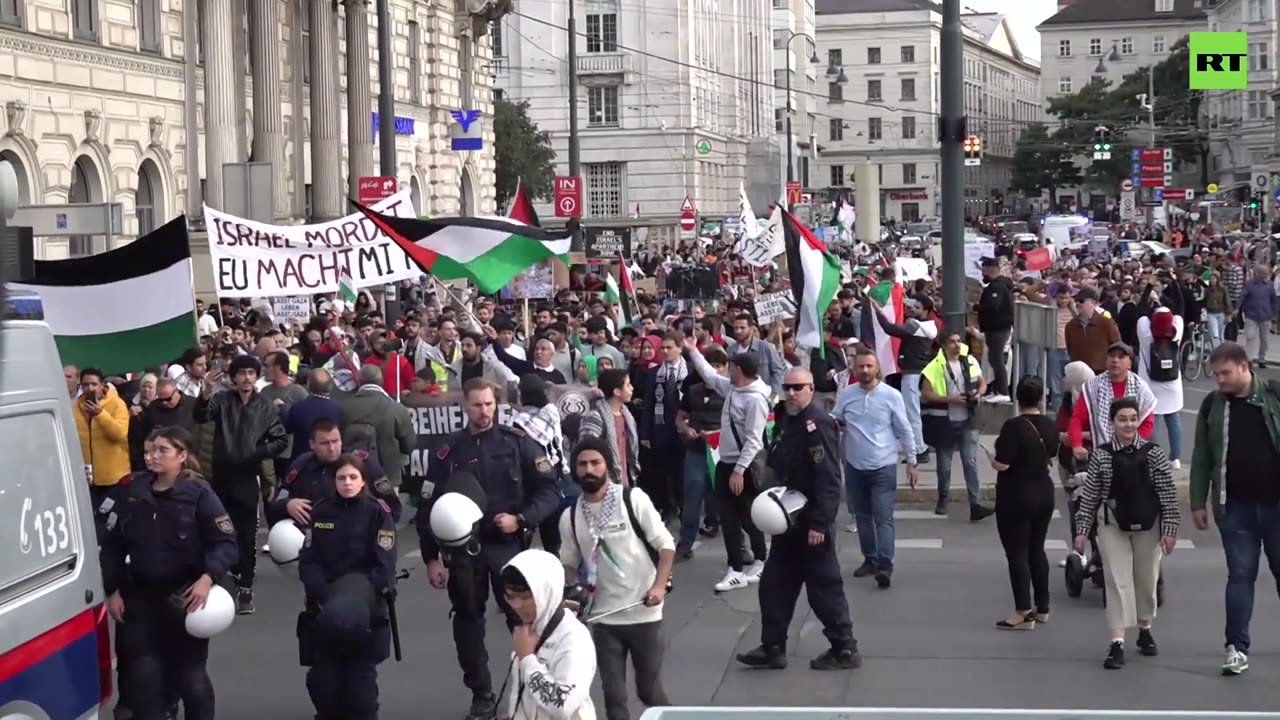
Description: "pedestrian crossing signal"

(1091, 126), (1112, 160)
(963, 136), (982, 166)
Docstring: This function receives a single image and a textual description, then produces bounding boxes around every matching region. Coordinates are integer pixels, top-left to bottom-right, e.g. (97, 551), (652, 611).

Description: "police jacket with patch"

(100, 471), (239, 595)
(415, 425), (561, 562)
(267, 450), (402, 527)
(298, 492), (397, 601)
(768, 402), (842, 532)
(194, 389), (289, 476)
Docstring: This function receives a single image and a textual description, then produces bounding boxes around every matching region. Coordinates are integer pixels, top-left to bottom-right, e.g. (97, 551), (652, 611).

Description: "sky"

(962, 0), (1059, 61)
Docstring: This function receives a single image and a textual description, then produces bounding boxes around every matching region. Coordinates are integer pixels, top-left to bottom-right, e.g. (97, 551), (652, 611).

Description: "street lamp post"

(784, 32), (821, 184)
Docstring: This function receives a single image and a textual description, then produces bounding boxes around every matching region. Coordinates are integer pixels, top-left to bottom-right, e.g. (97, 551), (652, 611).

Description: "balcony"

(578, 52), (631, 76)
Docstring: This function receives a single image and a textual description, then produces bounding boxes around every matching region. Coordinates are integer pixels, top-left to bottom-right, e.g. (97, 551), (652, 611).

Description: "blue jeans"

(1019, 342), (1040, 378)
(1157, 412), (1182, 463)
(845, 463), (897, 570)
(1207, 312), (1226, 347)
(899, 373), (924, 456)
(1046, 349), (1069, 411)
(680, 445), (711, 547)
(1216, 499), (1280, 652)
(935, 421), (980, 506)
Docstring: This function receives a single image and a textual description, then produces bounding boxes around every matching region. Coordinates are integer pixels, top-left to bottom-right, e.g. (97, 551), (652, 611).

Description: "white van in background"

(0, 294), (112, 719)
(1039, 214), (1090, 250)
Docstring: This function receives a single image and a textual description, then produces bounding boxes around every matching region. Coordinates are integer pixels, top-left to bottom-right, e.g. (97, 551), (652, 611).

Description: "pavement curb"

(895, 481), (1192, 505)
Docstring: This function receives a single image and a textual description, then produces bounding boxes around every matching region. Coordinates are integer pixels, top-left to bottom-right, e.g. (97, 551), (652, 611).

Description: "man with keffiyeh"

(641, 331), (689, 521)
(1069, 342), (1157, 463)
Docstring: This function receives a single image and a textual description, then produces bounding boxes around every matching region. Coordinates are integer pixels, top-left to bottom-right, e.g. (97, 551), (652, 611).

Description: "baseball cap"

(1107, 342), (1134, 358)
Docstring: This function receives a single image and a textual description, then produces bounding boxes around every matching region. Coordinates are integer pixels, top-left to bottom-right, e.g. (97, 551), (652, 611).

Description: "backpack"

(343, 421), (379, 458)
(1146, 338), (1180, 383)
(570, 487), (674, 593)
(1105, 444), (1159, 532)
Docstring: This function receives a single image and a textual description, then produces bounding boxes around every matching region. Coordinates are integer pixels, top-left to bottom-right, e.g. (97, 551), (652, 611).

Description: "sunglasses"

(157, 393), (178, 403)
(782, 383), (812, 392)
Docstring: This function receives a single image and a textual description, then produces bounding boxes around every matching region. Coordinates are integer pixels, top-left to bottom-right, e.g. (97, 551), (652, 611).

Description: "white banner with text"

(204, 192), (421, 297)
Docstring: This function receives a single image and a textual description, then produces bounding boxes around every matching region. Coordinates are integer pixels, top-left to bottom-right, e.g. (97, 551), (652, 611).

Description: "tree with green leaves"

(493, 97), (557, 211)
(1010, 124), (1082, 206)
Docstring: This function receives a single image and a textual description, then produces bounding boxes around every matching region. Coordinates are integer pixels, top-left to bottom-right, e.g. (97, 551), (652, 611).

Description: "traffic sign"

(553, 175), (582, 218)
(1152, 188), (1163, 202)
(1162, 188), (1191, 201)
(695, 140), (711, 155)
(679, 195), (696, 233)
(1207, 182), (1219, 194)
(1254, 172), (1270, 190)
(1120, 179), (1134, 192)
(357, 176), (397, 204)
(785, 181), (802, 206)
(1274, 186), (1280, 203)
(1120, 191), (1136, 221)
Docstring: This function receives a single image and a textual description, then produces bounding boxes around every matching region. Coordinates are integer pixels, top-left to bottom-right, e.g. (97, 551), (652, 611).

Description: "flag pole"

(429, 274), (484, 330)
(522, 297), (531, 344)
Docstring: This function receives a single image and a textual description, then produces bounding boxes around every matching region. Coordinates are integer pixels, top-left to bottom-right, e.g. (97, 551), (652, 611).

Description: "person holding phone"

(74, 367), (132, 513)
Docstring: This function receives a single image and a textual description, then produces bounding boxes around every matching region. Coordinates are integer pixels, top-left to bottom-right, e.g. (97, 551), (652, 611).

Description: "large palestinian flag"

(10, 216), (196, 375)
(354, 185), (570, 294)
(782, 208), (841, 351)
(603, 253), (635, 326)
(861, 280), (904, 375)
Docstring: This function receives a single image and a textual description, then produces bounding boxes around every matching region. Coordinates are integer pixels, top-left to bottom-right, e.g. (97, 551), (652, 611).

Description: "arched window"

(136, 164), (156, 236)
(68, 156), (99, 256)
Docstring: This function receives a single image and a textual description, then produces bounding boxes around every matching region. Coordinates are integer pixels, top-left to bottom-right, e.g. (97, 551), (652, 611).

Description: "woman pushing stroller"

(1073, 396), (1181, 669)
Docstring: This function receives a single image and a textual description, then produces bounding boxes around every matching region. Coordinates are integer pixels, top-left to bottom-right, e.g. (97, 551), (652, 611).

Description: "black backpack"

(1147, 338), (1179, 383)
(343, 421), (379, 458)
(1106, 444), (1159, 532)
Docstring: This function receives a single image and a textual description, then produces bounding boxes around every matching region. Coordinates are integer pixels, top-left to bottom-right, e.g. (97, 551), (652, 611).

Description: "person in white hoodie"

(683, 335), (773, 593)
(501, 549), (598, 720)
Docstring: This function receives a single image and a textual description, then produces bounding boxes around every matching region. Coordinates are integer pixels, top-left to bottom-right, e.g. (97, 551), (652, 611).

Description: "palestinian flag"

(603, 253), (635, 326)
(337, 267), (357, 303)
(9, 216), (196, 375)
(702, 415), (775, 489)
(354, 197), (572, 295)
(782, 208), (842, 351)
(861, 280), (904, 375)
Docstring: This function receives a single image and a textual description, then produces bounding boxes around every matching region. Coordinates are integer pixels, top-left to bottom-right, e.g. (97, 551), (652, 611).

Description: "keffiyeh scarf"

(653, 359), (688, 424)
(578, 482), (623, 586)
(1083, 371), (1157, 446)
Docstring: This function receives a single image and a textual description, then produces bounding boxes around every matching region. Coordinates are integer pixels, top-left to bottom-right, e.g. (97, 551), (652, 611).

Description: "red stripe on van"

(0, 609), (96, 684)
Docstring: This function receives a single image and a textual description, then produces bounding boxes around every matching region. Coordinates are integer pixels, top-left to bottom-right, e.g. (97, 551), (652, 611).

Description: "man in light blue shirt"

(833, 345), (918, 589)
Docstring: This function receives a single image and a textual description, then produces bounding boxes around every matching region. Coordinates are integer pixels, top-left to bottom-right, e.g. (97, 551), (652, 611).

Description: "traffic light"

(1248, 192), (1261, 210)
(1091, 125), (1112, 160)
(963, 136), (982, 166)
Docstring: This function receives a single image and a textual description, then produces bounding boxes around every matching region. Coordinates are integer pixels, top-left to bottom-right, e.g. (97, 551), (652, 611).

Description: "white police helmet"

(750, 487), (809, 536)
(268, 520), (306, 564)
(430, 492), (485, 554)
(185, 584), (236, 638)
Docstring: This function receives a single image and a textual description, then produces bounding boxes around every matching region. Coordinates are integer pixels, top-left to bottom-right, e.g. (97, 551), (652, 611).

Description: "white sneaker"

(1223, 644), (1249, 675)
(744, 560), (765, 583)
(1058, 557), (1068, 568)
(844, 522), (859, 534)
(1170, 459), (1182, 470)
(714, 569), (750, 593)
(261, 543), (270, 554)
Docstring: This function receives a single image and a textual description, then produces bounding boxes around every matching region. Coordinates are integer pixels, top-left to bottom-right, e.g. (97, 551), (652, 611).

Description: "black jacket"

(194, 389), (289, 477)
(977, 276), (1015, 332)
(767, 402), (842, 532)
(875, 313), (936, 374)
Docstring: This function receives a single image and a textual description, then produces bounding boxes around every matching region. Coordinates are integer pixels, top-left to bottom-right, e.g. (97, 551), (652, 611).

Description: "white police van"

(0, 291), (111, 719)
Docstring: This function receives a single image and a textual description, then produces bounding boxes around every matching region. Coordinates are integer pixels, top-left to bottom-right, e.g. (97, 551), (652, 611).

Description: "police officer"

(737, 368), (860, 671)
(267, 418), (402, 528)
(100, 427), (239, 720)
(298, 452), (398, 720)
(417, 378), (561, 720)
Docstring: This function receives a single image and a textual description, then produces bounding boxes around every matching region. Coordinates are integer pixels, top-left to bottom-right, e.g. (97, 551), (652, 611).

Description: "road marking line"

(896, 538), (944, 549)
(1044, 539), (1070, 551)
(895, 510), (944, 520)
(405, 549), (422, 559)
(1175, 538), (1195, 549)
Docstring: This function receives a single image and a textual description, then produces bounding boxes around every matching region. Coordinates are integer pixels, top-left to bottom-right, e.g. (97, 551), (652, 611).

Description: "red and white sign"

(357, 176), (397, 204)
(1024, 247), (1052, 272)
(679, 195), (696, 233)
(890, 191), (929, 201)
(1138, 148), (1168, 189)
(785, 181), (802, 206)
(553, 175), (582, 218)
(1161, 188), (1193, 201)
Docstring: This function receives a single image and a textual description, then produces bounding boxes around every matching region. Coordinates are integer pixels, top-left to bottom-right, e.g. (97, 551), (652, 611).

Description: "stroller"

(1062, 469), (1165, 608)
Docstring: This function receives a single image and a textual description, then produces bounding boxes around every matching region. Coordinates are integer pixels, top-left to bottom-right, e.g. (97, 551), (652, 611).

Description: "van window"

(0, 411), (80, 599)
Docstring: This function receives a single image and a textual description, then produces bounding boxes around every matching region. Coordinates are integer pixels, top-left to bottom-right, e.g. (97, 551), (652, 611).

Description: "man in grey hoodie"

(685, 335), (773, 594)
(725, 314), (786, 396)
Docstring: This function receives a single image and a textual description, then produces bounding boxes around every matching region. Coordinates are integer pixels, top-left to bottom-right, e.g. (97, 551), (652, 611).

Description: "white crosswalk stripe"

(896, 509), (1062, 520)
(1044, 538), (1196, 551)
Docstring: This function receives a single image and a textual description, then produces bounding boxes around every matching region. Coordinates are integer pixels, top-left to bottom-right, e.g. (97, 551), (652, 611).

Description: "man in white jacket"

(501, 549), (598, 720)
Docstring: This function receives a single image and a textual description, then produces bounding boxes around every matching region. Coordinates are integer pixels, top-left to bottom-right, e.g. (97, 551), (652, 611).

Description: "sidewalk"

(891, 432), (1193, 505)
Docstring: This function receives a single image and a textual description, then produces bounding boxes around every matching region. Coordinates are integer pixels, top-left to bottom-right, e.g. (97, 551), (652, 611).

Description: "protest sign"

(894, 257), (930, 283)
(204, 191), (421, 297)
(401, 384), (596, 499)
(963, 241), (994, 281)
(272, 296), (313, 327)
(754, 291), (797, 323)
(505, 261), (554, 299)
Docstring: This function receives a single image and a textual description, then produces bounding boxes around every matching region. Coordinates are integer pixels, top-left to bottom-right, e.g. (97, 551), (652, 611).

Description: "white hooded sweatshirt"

(503, 550), (598, 720)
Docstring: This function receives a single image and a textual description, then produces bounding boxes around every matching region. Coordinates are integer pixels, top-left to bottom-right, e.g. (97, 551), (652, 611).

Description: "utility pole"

(785, 44), (794, 183)
(939, 0), (966, 334)
(376, 0), (396, 175)
(567, 0), (581, 177)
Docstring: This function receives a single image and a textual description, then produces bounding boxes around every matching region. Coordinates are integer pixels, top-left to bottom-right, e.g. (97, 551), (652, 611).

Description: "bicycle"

(1181, 317), (1212, 381)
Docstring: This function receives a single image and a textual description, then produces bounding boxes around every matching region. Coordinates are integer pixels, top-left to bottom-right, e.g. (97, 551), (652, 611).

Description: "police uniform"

(414, 424), (560, 709)
(754, 401), (857, 664)
(267, 450), (402, 527)
(297, 491), (397, 720)
(99, 471), (239, 720)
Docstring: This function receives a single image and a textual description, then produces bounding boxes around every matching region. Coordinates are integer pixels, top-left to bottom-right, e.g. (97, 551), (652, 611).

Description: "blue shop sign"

(371, 113), (416, 138)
